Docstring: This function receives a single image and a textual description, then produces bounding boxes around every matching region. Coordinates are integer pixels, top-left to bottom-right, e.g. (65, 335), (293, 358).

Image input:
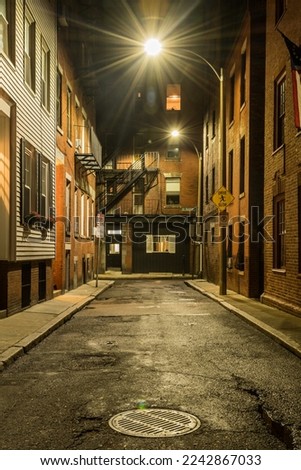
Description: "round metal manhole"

(108, 408), (201, 438)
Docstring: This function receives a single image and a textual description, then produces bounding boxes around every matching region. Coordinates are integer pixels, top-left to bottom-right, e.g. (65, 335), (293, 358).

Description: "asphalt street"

(0, 280), (300, 450)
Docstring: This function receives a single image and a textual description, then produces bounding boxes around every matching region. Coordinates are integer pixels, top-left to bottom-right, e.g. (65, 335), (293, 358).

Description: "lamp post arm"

(179, 49), (222, 82)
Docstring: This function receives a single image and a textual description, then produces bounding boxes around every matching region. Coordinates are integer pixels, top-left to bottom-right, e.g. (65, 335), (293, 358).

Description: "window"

(24, 8), (35, 91)
(274, 74), (286, 150)
(166, 84), (181, 111)
(65, 180), (71, 234)
(229, 73), (235, 123)
(146, 235), (176, 253)
(165, 177), (180, 205)
(235, 221), (245, 271)
(275, 0), (286, 23)
(74, 188), (79, 235)
(227, 224), (233, 258)
(41, 38), (50, 110)
(167, 147), (180, 160)
(240, 136), (245, 194)
(205, 121), (209, 148)
(205, 175), (209, 204)
(212, 110), (216, 138)
(22, 140), (37, 217)
(211, 166), (215, 196)
(39, 156), (51, 217)
(80, 193), (85, 237)
(228, 150), (233, 194)
(56, 68), (62, 128)
(0, 0), (15, 61)
(240, 49), (246, 107)
(21, 139), (53, 223)
(274, 195), (286, 269)
(67, 86), (72, 140)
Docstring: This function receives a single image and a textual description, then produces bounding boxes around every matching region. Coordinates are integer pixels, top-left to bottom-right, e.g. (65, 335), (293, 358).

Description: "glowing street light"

(144, 38), (162, 56)
(145, 40), (227, 294)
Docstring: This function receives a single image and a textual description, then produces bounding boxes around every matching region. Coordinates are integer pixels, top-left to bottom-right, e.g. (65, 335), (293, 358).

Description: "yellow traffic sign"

(211, 186), (234, 211)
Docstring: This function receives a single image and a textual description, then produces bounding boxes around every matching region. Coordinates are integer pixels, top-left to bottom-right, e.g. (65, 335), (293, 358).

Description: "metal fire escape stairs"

(97, 152), (159, 212)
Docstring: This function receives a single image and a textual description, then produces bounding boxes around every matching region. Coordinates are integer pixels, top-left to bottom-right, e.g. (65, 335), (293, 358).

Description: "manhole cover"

(108, 408), (201, 437)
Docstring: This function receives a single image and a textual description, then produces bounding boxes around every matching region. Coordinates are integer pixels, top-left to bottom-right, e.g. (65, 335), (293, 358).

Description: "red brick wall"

(262, 0), (301, 314)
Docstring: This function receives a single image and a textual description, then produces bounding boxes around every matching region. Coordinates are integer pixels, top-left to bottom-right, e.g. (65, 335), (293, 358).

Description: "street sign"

(211, 186), (234, 212)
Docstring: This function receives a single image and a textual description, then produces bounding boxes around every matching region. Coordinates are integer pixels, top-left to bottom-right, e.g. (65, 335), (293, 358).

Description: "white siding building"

(0, 0), (57, 314)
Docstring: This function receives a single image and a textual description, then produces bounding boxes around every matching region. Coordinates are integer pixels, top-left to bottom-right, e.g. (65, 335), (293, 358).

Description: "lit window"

(166, 84), (181, 111)
(146, 235), (176, 253)
(165, 177), (180, 205)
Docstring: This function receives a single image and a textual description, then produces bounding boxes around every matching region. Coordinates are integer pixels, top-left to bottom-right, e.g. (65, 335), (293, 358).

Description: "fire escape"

(97, 152), (159, 213)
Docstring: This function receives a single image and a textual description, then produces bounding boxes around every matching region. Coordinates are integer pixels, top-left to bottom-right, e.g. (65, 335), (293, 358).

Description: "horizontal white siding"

(0, 0), (57, 260)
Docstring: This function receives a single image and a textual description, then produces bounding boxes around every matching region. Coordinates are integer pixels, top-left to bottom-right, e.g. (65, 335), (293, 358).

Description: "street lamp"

(146, 41), (227, 294)
(170, 129), (203, 278)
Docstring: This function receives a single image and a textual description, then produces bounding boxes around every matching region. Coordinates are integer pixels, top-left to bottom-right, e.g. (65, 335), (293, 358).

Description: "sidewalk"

(1, 275), (301, 372)
(0, 280), (114, 371)
(187, 279), (301, 359)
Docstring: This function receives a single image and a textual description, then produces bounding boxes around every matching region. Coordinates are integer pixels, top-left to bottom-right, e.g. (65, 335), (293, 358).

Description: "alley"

(0, 280), (301, 450)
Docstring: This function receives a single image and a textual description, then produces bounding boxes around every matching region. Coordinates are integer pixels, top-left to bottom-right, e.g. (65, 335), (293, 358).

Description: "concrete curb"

(0, 281), (114, 371)
(186, 281), (301, 360)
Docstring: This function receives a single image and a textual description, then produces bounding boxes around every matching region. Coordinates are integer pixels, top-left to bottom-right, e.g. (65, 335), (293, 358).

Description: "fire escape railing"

(97, 152), (159, 212)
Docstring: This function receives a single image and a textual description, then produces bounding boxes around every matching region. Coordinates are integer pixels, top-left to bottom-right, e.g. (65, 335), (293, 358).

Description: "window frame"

(146, 234), (176, 254)
(0, 0), (15, 62)
(166, 84), (181, 111)
(274, 194), (286, 269)
(165, 176), (180, 206)
(24, 7), (36, 91)
(274, 73), (286, 151)
(41, 37), (50, 110)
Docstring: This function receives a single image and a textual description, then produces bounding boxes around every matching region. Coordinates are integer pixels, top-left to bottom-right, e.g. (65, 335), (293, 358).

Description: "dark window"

(22, 263), (31, 308)
(275, 0), (286, 23)
(274, 74), (286, 150)
(205, 121), (209, 148)
(205, 175), (209, 204)
(227, 224), (233, 258)
(235, 221), (245, 271)
(38, 262), (46, 301)
(24, 8), (36, 91)
(240, 136), (245, 194)
(212, 166), (215, 196)
(240, 49), (246, 107)
(274, 195), (286, 269)
(56, 69), (62, 128)
(0, 0), (16, 62)
(67, 86), (72, 140)
(212, 110), (216, 138)
(21, 139), (53, 224)
(167, 147), (180, 160)
(229, 73), (235, 123)
(228, 150), (233, 193)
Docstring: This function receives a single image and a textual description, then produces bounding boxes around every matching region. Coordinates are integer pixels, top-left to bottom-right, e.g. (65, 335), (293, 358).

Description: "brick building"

(261, 0), (301, 314)
(52, 18), (102, 292)
(202, 2), (266, 298)
(0, 0), (56, 315)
